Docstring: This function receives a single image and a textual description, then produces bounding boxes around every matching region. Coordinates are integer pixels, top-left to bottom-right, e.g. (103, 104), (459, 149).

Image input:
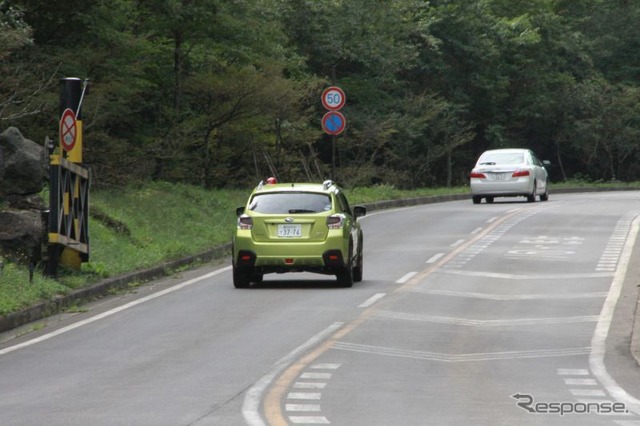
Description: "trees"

(0, 1), (54, 124)
(2, 0), (640, 188)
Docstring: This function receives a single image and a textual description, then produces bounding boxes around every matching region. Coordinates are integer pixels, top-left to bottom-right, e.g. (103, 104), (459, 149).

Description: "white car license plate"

(278, 224), (302, 238)
(491, 173), (509, 181)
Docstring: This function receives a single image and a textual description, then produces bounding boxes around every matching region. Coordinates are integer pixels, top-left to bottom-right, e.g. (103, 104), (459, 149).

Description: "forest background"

(2, 0), (640, 190)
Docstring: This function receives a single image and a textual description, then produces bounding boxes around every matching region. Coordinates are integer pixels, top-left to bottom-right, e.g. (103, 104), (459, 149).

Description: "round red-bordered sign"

(322, 111), (346, 135)
(60, 108), (77, 152)
(321, 86), (346, 111)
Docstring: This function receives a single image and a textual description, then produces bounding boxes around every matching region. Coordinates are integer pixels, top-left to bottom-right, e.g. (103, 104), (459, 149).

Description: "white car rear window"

(478, 152), (524, 165)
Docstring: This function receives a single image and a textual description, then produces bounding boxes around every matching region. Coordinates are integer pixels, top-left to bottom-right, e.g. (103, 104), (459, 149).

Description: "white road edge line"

(358, 293), (386, 308)
(242, 322), (344, 426)
(0, 266), (232, 356)
(590, 215), (640, 414)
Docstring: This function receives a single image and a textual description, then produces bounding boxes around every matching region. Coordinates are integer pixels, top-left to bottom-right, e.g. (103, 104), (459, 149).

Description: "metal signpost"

(321, 86), (346, 180)
(46, 77), (91, 276)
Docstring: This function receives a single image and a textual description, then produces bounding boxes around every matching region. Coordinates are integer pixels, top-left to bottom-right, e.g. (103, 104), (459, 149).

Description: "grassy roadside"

(0, 180), (636, 316)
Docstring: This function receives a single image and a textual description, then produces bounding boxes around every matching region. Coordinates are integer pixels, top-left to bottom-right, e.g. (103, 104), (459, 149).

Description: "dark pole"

(331, 65), (337, 181)
(331, 135), (336, 181)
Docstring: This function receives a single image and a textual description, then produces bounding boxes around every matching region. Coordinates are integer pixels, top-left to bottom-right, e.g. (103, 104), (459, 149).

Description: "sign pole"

(332, 135), (336, 180)
(321, 83), (346, 181)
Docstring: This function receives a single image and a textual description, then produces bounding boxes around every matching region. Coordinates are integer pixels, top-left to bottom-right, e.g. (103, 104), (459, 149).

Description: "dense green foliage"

(2, 0), (640, 188)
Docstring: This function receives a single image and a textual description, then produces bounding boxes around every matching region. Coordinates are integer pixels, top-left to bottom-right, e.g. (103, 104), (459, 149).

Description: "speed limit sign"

(321, 86), (346, 111)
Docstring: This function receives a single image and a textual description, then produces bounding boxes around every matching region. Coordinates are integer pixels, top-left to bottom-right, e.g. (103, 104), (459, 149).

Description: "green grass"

(0, 180), (638, 317)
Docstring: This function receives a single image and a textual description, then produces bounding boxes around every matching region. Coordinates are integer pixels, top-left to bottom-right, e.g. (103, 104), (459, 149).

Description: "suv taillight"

(238, 215), (253, 230)
(327, 214), (344, 229)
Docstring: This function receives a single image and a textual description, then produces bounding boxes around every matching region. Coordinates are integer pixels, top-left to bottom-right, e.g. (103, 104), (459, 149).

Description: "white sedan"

(469, 148), (549, 204)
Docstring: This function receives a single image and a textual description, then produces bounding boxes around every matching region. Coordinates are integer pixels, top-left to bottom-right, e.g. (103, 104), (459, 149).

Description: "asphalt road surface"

(3, 191), (640, 426)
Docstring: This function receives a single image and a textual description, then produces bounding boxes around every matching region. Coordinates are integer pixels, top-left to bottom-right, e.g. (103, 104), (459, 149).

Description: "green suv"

(232, 180), (366, 288)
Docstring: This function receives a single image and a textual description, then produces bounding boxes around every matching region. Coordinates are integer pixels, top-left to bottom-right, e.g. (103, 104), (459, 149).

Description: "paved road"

(2, 192), (640, 425)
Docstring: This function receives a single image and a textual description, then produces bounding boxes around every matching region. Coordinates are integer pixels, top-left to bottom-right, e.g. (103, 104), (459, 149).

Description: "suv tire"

(233, 266), (252, 289)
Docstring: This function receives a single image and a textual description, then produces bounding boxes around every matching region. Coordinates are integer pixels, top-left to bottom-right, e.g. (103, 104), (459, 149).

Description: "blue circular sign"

(322, 111), (346, 135)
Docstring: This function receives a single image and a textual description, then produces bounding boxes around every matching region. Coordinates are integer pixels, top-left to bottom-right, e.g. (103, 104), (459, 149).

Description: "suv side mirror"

(236, 206), (245, 217)
(353, 205), (367, 218)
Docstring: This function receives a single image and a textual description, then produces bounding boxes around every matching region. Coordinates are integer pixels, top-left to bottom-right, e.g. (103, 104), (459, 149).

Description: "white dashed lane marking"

(358, 293), (386, 308)
(396, 272), (418, 284)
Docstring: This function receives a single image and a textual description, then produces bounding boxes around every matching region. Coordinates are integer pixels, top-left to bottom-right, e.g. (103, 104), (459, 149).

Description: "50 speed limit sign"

(321, 86), (346, 111)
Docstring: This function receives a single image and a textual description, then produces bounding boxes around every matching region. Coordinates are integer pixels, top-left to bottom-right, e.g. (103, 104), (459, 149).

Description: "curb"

(0, 243), (231, 333)
(1, 186), (639, 334)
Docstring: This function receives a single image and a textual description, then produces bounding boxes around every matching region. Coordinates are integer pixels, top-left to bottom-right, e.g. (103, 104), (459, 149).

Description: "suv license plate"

(278, 224), (302, 238)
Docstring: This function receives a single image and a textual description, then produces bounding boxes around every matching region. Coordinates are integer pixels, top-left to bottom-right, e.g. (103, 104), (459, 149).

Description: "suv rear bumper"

(234, 247), (348, 274)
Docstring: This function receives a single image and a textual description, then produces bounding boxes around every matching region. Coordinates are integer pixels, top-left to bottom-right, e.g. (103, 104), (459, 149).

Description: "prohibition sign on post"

(321, 86), (346, 111)
(322, 111), (346, 135)
(59, 108), (78, 152)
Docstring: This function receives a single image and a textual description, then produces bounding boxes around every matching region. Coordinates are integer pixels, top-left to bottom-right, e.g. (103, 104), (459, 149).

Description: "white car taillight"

(237, 215), (253, 230)
(327, 214), (345, 229)
(512, 169), (530, 177)
(470, 171), (486, 178)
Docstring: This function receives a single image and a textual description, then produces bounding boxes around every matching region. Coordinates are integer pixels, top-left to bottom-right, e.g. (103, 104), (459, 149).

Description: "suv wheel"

(337, 246), (354, 288)
(233, 265), (252, 289)
(352, 237), (364, 283)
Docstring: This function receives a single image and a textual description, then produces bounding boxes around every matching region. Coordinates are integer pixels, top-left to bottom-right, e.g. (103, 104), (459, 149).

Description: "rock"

(0, 127), (47, 265)
(0, 127), (46, 198)
(5, 193), (46, 210)
(0, 209), (44, 264)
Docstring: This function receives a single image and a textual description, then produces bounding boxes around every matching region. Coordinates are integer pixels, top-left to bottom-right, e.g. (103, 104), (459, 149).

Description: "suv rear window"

(249, 192), (332, 214)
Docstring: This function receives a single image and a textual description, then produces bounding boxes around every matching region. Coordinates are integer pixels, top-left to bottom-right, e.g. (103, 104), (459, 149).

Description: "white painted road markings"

(373, 310), (599, 327)
(410, 288), (608, 300)
(450, 239), (465, 247)
(426, 253), (444, 264)
(564, 378), (598, 386)
(286, 404), (321, 411)
(558, 368), (589, 376)
(243, 322), (344, 426)
(286, 363), (342, 425)
(396, 272), (418, 284)
(570, 389), (606, 397)
(288, 393), (322, 400)
(596, 214), (635, 272)
(506, 235), (584, 261)
(358, 293), (386, 308)
(332, 342), (591, 362)
(289, 416), (330, 424)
